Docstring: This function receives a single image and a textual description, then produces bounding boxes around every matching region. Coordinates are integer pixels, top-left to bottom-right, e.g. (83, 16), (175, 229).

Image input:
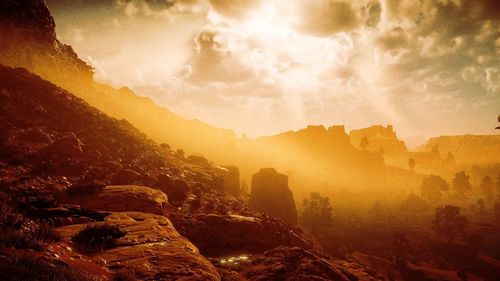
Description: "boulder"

(66, 185), (168, 215)
(45, 133), (83, 159)
(179, 214), (308, 256)
(250, 168), (297, 225)
(156, 173), (174, 189)
(110, 169), (141, 185)
(221, 165), (240, 195)
(57, 212), (220, 281)
(164, 179), (190, 204)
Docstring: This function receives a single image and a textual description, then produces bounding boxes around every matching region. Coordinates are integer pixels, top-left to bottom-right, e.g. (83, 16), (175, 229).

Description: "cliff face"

(424, 135), (500, 165)
(349, 125), (409, 167)
(0, 0), (93, 87)
(250, 168), (297, 225)
(0, 0), (236, 164)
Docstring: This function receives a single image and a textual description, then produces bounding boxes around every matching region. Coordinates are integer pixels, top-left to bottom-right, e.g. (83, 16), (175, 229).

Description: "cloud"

(208, 0), (263, 19)
(49, 0), (500, 137)
(184, 28), (256, 84)
(295, 1), (360, 36)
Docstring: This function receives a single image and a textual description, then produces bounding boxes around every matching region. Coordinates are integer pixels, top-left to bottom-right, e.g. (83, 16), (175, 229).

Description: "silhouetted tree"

(360, 136), (369, 151)
(480, 176), (494, 201)
(400, 194), (429, 214)
(432, 205), (467, 244)
(452, 171), (471, 195)
(302, 192), (332, 233)
(392, 233), (410, 259)
(408, 158), (415, 171)
(477, 199), (485, 214)
(420, 174), (449, 204)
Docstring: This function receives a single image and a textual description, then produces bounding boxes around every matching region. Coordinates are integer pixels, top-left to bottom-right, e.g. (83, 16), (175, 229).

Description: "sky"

(47, 0), (500, 141)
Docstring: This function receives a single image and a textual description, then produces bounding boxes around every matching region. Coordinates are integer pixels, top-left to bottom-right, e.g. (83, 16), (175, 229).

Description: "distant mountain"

(424, 135), (500, 165)
(0, 0), (236, 163)
(0, 0), (421, 200)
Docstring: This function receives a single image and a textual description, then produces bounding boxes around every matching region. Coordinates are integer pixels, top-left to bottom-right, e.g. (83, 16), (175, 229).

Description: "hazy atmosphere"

(48, 0), (500, 139)
(1, 1), (500, 280)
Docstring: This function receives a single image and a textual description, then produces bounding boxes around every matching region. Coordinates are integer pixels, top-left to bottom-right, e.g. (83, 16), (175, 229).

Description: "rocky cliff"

(0, 63), (375, 280)
(0, 0), (93, 88)
(250, 168), (298, 225)
(349, 125), (409, 167)
(424, 135), (500, 165)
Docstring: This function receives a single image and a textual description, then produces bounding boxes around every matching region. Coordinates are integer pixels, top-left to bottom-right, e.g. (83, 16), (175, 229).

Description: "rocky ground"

(0, 64), (375, 280)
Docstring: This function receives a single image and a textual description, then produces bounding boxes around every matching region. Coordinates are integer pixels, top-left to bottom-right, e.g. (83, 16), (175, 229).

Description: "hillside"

(0, 64), (376, 280)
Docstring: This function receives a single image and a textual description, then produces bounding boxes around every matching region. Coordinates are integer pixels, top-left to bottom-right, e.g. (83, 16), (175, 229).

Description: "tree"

(420, 174), (449, 204)
(302, 192), (332, 233)
(400, 194), (429, 214)
(432, 205), (467, 243)
(360, 136), (369, 151)
(452, 171), (471, 195)
(480, 176), (494, 201)
(477, 199), (485, 214)
(408, 158), (415, 171)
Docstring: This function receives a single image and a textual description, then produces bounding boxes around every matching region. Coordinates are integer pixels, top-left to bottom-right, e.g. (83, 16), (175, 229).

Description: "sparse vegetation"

(71, 224), (126, 252)
(0, 196), (60, 249)
(420, 174), (448, 204)
(301, 192), (332, 233)
(432, 205), (467, 244)
(0, 254), (100, 281)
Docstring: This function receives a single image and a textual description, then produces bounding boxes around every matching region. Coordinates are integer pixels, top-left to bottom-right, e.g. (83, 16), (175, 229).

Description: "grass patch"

(71, 224), (126, 252)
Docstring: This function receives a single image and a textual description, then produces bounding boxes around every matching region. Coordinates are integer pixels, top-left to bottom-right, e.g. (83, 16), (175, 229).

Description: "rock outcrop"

(177, 214), (310, 256)
(65, 185), (169, 215)
(213, 246), (375, 281)
(57, 212), (220, 281)
(0, 0), (93, 88)
(349, 125), (409, 167)
(221, 165), (240, 195)
(250, 168), (297, 225)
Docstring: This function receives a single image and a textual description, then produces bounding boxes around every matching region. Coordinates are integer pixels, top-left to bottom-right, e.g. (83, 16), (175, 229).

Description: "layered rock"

(177, 214), (311, 256)
(57, 212), (220, 281)
(213, 246), (375, 281)
(65, 185), (169, 215)
(250, 168), (297, 225)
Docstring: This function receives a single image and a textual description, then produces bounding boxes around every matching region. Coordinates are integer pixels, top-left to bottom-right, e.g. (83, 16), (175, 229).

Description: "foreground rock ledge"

(57, 212), (220, 281)
(66, 185), (169, 215)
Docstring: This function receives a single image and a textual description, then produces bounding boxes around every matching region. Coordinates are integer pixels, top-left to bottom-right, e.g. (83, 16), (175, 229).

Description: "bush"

(0, 254), (100, 281)
(72, 224), (126, 252)
(0, 199), (60, 249)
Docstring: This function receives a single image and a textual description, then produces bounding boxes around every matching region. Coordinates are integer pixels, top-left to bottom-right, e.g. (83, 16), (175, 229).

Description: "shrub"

(72, 224), (126, 252)
(0, 199), (60, 249)
(0, 254), (100, 281)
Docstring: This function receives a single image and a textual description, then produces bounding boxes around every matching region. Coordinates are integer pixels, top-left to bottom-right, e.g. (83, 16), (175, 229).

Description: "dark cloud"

(208, 0), (263, 19)
(185, 29), (255, 84)
(295, 1), (360, 36)
(376, 26), (407, 50)
(362, 1), (381, 27)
